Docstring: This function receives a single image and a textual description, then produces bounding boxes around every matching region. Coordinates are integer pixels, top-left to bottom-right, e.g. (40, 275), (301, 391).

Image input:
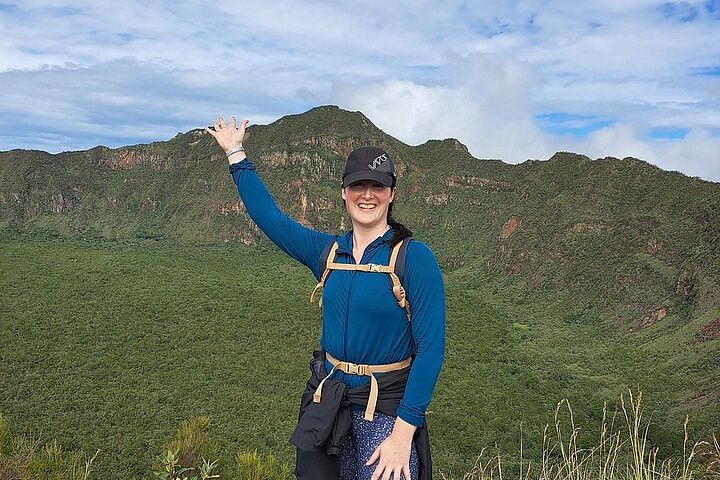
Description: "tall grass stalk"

(707, 434), (719, 477)
(443, 389), (711, 480)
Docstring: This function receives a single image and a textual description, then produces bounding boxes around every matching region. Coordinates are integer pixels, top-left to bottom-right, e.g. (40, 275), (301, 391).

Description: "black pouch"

(290, 349), (350, 479)
(290, 350), (351, 452)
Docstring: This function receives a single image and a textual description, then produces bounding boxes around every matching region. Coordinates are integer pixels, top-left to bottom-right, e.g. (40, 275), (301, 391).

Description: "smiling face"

(341, 180), (397, 230)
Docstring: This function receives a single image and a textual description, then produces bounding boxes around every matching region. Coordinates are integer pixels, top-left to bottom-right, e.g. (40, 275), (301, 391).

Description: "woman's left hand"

(204, 115), (248, 154)
(366, 418), (416, 480)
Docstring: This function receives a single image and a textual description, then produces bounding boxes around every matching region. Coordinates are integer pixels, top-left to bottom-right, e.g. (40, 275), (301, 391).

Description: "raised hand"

(204, 116), (249, 155)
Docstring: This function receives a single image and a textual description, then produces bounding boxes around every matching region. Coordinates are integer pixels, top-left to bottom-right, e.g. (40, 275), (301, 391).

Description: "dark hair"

(386, 201), (413, 247)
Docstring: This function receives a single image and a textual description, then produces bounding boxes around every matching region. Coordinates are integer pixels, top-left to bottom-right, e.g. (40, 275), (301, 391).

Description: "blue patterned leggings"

(338, 408), (419, 480)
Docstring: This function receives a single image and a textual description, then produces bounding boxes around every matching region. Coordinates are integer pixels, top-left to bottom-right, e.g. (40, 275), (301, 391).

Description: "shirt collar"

(336, 227), (394, 255)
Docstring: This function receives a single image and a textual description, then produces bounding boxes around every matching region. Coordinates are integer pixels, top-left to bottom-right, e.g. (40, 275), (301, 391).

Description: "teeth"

(359, 204), (376, 209)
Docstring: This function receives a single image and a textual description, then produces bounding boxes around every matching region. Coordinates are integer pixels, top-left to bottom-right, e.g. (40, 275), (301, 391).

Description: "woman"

(206, 116), (445, 480)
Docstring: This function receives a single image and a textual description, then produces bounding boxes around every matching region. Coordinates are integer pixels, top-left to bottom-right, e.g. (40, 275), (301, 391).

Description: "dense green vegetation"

(1, 238), (718, 479)
(1, 105), (719, 478)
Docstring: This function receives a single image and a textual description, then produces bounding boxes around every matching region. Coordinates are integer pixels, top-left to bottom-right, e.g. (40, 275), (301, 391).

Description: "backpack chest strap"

(326, 262), (394, 273)
(309, 239), (411, 321)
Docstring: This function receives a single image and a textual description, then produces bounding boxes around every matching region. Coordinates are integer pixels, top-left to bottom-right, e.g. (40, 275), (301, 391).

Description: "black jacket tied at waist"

(290, 349), (432, 480)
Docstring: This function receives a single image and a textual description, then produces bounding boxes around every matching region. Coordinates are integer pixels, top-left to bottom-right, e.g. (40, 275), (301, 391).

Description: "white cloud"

(0, 59), (285, 151)
(0, 0), (718, 181)
(573, 124), (658, 161)
(333, 48), (720, 181)
(551, 124), (720, 181)
(332, 52), (552, 163)
(653, 128), (720, 180)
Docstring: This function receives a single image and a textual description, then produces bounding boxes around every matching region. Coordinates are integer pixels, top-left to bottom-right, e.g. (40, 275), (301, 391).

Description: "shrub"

(151, 416), (291, 480)
(153, 448), (219, 480)
(0, 413), (99, 480)
(233, 450), (292, 480)
(152, 416), (220, 479)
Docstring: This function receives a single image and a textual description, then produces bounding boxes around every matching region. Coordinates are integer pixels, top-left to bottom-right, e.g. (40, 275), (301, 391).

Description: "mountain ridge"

(1, 105), (718, 310)
(8, 104), (708, 185)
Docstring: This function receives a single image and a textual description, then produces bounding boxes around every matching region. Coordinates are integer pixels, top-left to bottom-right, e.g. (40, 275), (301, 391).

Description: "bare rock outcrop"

(300, 135), (357, 158)
(500, 216), (519, 239)
(444, 175), (512, 191)
(689, 317), (720, 344)
(676, 269), (695, 300)
(50, 193), (78, 213)
(567, 222), (605, 234)
(639, 306), (667, 328)
(425, 192), (449, 206)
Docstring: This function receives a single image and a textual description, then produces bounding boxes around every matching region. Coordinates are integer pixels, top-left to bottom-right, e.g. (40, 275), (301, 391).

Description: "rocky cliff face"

(444, 174), (512, 191)
(50, 192), (79, 213)
(105, 149), (168, 170)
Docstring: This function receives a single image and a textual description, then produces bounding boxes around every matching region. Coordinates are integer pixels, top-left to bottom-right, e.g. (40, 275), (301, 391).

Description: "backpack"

(309, 237), (413, 322)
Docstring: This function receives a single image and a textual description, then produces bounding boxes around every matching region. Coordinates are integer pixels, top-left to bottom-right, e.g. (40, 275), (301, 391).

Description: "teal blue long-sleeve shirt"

(229, 157), (445, 427)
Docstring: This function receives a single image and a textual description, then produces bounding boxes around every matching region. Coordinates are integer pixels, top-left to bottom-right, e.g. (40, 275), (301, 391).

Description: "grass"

(2, 389), (717, 479)
(1, 239), (317, 478)
(440, 389), (720, 480)
(0, 413), (99, 480)
(1, 238), (718, 479)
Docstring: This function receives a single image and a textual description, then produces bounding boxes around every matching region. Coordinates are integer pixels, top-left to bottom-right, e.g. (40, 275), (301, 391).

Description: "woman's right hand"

(204, 116), (249, 155)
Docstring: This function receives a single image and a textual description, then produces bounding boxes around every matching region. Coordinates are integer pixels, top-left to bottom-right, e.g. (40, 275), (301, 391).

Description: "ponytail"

(386, 201), (413, 247)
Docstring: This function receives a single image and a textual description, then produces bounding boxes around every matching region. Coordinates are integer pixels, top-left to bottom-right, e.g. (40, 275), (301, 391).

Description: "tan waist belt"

(313, 352), (412, 421)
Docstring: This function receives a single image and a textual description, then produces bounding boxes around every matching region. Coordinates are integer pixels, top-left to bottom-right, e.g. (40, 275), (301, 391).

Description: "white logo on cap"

(368, 153), (389, 170)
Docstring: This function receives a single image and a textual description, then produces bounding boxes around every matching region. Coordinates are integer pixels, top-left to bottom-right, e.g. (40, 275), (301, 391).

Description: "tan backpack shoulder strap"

(389, 239), (403, 268)
(309, 241), (339, 305)
(325, 241), (339, 270)
(388, 240), (412, 322)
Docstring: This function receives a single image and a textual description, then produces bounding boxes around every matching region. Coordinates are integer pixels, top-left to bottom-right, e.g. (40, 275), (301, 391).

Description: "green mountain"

(2, 105), (719, 323)
(1, 105), (718, 478)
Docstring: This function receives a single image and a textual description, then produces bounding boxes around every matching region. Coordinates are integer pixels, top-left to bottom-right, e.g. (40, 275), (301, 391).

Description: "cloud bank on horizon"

(1, 0), (718, 181)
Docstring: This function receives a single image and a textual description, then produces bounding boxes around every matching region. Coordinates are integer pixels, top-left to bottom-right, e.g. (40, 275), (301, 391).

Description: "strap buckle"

(343, 362), (369, 376)
(367, 263), (382, 272)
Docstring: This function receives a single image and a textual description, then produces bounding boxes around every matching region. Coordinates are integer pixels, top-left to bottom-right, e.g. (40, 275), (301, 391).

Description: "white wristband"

(226, 146), (245, 158)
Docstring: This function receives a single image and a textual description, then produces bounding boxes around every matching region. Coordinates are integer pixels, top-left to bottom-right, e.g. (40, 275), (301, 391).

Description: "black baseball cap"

(341, 146), (397, 188)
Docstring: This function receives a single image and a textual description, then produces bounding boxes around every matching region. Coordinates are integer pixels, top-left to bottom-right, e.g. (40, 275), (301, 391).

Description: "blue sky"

(0, 1), (718, 181)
